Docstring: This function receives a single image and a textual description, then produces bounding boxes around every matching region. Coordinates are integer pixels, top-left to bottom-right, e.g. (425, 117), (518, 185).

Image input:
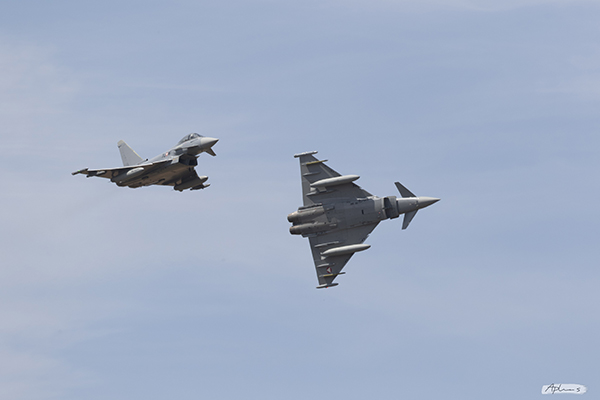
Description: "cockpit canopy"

(177, 133), (204, 145)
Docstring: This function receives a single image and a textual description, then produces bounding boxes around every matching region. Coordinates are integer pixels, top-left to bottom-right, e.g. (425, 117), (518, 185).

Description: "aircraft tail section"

(117, 140), (144, 166)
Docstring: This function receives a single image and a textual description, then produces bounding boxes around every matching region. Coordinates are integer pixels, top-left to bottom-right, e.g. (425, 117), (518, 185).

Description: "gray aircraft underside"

(288, 151), (440, 289)
(72, 133), (219, 191)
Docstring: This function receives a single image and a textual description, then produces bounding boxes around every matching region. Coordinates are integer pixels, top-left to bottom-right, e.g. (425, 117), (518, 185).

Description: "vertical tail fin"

(117, 140), (144, 166)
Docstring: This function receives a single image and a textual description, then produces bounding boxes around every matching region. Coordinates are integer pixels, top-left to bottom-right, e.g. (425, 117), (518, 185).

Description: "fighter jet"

(289, 151), (439, 289)
(72, 133), (218, 191)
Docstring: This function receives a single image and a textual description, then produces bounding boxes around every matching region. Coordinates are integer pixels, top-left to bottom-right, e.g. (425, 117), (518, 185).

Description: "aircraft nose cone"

(418, 197), (440, 209)
(201, 137), (219, 148)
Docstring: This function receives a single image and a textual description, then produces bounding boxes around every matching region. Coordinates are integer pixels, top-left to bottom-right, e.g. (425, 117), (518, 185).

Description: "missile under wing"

(288, 151), (439, 289)
(72, 133), (218, 191)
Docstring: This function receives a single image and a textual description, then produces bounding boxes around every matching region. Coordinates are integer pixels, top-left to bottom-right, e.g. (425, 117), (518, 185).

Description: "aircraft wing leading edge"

(295, 151), (371, 206)
(71, 159), (170, 180)
(308, 222), (379, 288)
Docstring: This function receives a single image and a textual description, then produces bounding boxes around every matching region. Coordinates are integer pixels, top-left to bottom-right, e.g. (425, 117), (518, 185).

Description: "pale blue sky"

(1, 1), (599, 399)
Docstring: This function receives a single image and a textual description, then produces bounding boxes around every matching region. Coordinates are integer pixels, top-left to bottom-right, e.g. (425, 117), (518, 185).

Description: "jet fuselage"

(73, 133), (219, 191)
(112, 134), (218, 189)
(288, 195), (439, 237)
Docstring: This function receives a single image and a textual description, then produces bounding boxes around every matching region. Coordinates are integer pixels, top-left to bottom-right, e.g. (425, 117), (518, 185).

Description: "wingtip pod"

(71, 168), (88, 176)
(316, 283), (339, 289)
(294, 151), (318, 158)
